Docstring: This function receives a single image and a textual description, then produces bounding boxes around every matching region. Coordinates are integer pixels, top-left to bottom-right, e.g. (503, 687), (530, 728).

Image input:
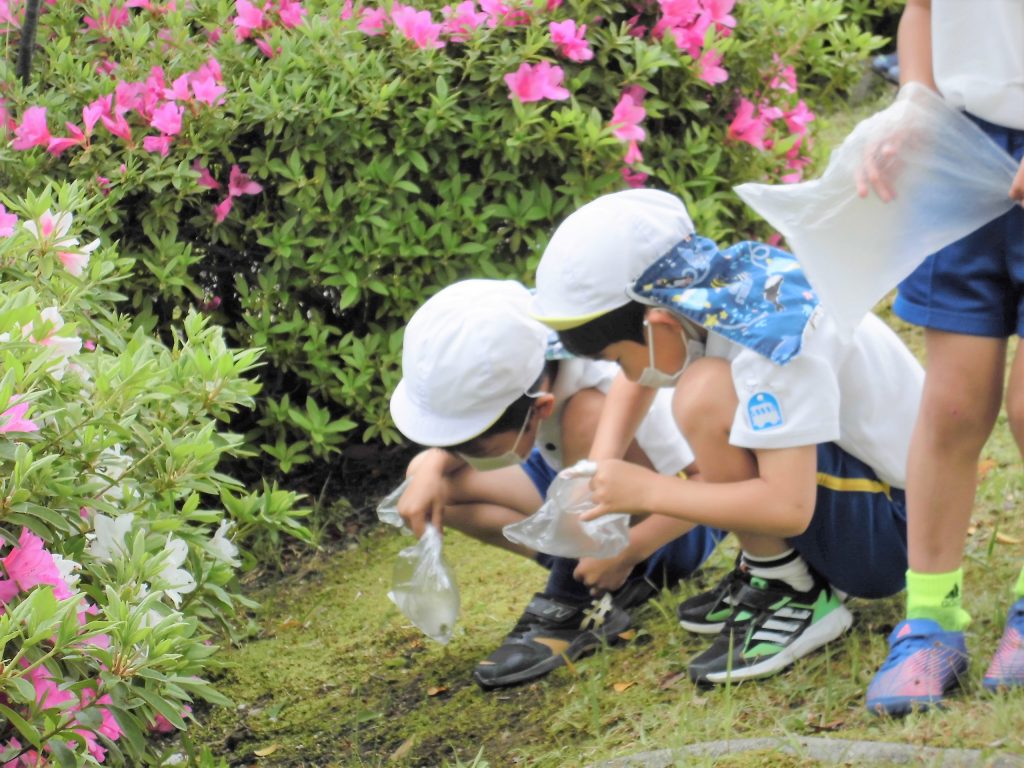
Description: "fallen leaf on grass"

(426, 685), (448, 697)
(658, 671), (687, 690)
(617, 629), (637, 641)
(995, 532), (1022, 545)
(278, 618), (303, 630)
(390, 737), (415, 761)
(806, 714), (844, 732)
(612, 681), (635, 693)
(253, 744), (279, 757)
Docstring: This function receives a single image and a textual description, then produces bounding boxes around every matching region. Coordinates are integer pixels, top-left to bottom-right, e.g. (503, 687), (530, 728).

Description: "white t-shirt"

(932, 0), (1024, 129)
(707, 309), (923, 488)
(536, 357), (695, 475)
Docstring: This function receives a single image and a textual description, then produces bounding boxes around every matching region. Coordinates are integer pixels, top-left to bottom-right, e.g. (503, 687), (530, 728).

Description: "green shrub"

(0, 182), (307, 765)
(0, 0), (900, 482)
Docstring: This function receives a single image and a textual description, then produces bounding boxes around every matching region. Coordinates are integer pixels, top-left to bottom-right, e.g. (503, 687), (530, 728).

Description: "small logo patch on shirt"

(748, 392), (783, 431)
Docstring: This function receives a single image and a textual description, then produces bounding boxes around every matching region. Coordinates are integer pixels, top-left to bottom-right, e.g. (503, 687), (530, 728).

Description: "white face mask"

(636, 320), (694, 389)
(458, 400), (535, 472)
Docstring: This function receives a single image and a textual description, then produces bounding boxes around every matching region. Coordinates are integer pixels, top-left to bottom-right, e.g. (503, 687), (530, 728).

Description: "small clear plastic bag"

(376, 477), (412, 530)
(735, 83), (1019, 335)
(387, 524), (460, 644)
(503, 461), (630, 559)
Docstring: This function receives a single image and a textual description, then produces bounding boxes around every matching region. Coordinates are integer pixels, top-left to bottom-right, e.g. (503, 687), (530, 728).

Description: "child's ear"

(535, 393), (556, 420)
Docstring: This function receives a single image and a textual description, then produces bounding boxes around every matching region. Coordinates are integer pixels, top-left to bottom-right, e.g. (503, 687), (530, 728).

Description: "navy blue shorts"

(787, 442), (908, 599)
(519, 449), (726, 604)
(894, 115), (1024, 337)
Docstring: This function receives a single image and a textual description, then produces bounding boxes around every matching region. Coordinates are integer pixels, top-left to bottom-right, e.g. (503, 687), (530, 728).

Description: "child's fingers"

(578, 504), (608, 522)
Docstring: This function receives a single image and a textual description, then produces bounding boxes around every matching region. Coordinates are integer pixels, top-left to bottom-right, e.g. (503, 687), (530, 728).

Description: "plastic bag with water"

(503, 460), (630, 559)
(387, 524), (460, 644)
(735, 83), (1019, 334)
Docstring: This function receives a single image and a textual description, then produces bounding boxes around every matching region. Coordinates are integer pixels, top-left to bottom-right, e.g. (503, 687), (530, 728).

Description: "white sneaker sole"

(704, 603), (854, 684)
(679, 618), (727, 635)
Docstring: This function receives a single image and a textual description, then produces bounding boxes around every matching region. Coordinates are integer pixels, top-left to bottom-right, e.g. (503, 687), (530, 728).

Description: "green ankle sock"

(1015, 565), (1024, 600)
(905, 568), (972, 631)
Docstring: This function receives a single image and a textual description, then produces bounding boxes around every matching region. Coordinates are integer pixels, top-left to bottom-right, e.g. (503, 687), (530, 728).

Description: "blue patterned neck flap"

(629, 236), (819, 365)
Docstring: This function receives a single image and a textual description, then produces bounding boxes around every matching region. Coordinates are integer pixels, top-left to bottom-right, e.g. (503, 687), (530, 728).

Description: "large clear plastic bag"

(503, 461), (630, 559)
(735, 83), (1019, 334)
(387, 524), (460, 644)
(376, 477), (412, 530)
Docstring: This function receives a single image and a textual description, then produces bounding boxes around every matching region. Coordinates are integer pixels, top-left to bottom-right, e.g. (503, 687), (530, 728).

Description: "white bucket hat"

(530, 189), (694, 329)
(390, 279), (549, 447)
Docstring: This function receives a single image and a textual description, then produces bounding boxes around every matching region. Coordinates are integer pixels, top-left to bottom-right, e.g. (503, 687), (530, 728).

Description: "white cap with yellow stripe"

(530, 189), (695, 330)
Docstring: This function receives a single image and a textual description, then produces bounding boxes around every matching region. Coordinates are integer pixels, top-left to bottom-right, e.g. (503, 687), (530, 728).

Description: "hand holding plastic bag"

(387, 524), (460, 644)
(735, 83), (1019, 334)
(503, 460), (630, 559)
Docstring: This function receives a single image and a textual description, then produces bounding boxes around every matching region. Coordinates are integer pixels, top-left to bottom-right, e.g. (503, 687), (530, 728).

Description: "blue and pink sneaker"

(866, 618), (969, 716)
(983, 597), (1024, 691)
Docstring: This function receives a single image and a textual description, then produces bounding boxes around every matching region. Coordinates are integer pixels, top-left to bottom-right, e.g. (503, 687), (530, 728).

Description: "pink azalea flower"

(441, 1), (487, 41)
(699, 0), (735, 32)
(504, 61), (570, 103)
(233, 0), (266, 40)
(357, 6), (388, 35)
(150, 101), (183, 135)
(96, 58), (119, 76)
(784, 99), (815, 135)
(102, 111), (132, 142)
(278, 0), (306, 28)
(254, 37), (280, 57)
(193, 160), (221, 190)
(658, 0), (699, 23)
(203, 57), (223, 82)
(228, 165), (263, 197)
(623, 139), (643, 165)
(545, 0), (562, 9)
(697, 48), (728, 84)
(391, 3), (445, 49)
(79, 689), (123, 742)
(0, 204), (16, 237)
(84, 340), (97, 351)
(621, 167), (648, 188)
(0, 402), (39, 435)
(114, 80), (146, 116)
(84, 4), (130, 33)
(726, 97), (766, 149)
(340, 0), (353, 19)
(0, 529), (71, 603)
(150, 705), (191, 734)
(166, 73), (192, 102)
(610, 92), (645, 141)
(191, 73), (226, 106)
(625, 14), (647, 37)
(11, 106), (51, 150)
(213, 197), (233, 223)
(549, 19), (592, 63)
(668, 14), (710, 58)
(47, 123), (86, 157)
(769, 54), (797, 93)
(143, 134), (173, 156)
(82, 101), (106, 135)
(480, 0), (528, 27)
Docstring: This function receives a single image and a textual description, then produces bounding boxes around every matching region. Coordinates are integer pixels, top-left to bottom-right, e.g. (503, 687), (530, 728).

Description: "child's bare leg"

(560, 386), (653, 469)
(443, 464), (544, 558)
(673, 357), (788, 558)
(907, 330), (1006, 573)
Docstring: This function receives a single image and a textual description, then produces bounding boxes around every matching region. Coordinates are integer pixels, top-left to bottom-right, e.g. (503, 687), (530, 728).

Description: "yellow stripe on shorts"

(816, 472), (891, 499)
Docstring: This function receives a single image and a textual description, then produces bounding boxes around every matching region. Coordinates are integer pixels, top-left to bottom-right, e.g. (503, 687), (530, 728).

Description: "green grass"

(191, 82), (1024, 767)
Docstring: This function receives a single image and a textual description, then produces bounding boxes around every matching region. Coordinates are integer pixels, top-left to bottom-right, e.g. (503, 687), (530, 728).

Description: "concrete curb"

(588, 736), (1024, 767)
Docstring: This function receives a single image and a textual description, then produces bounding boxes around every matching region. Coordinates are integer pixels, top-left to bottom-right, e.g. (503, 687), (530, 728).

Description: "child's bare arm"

(398, 448), (466, 537)
(586, 371), (657, 461)
(582, 444), (818, 538)
(897, 0), (936, 90)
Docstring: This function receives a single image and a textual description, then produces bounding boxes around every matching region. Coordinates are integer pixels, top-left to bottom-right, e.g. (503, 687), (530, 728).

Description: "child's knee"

(673, 357), (735, 435)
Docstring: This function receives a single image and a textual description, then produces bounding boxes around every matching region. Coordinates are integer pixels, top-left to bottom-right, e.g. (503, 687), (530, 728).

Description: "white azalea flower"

(51, 553), (81, 588)
(158, 537), (196, 608)
(97, 444), (133, 501)
(208, 521), (241, 567)
(23, 210), (76, 248)
(86, 513), (135, 562)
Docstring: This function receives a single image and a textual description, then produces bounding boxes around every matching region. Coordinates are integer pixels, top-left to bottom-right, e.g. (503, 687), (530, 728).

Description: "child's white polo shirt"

(537, 357), (695, 475)
(709, 309), (923, 488)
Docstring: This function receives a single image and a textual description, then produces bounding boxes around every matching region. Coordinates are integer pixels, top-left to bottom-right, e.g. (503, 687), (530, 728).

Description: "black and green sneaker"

(472, 593), (632, 690)
(687, 574), (852, 685)
(677, 558), (749, 634)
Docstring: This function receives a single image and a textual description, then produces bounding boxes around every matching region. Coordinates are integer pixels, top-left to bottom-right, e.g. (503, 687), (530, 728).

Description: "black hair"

(447, 360), (559, 454)
(556, 301), (648, 359)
